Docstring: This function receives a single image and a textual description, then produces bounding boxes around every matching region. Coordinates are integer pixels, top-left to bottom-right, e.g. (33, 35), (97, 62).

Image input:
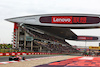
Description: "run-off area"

(1, 55), (100, 67)
(0, 55), (78, 67)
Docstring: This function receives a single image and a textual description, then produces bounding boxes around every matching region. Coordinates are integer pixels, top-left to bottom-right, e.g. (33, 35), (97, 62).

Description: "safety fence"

(0, 52), (63, 56)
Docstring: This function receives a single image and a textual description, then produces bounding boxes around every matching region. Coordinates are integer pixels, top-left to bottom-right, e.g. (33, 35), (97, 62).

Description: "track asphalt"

(0, 55), (60, 62)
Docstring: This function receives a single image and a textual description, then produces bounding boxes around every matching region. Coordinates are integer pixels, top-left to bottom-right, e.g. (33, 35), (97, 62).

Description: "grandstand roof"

(24, 24), (77, 39)
(5, 13), (100, 41)
(5, 13), (100, 28)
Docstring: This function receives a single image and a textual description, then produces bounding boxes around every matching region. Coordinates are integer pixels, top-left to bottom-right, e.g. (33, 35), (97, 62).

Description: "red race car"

(9, 55), (25, 61)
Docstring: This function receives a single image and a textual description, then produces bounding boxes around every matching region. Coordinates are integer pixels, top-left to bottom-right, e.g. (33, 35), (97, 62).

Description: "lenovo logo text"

(52, 17), (72, 24)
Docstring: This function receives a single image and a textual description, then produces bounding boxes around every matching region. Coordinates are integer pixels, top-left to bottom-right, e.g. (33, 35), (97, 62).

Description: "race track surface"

(0, 55), (59, 62)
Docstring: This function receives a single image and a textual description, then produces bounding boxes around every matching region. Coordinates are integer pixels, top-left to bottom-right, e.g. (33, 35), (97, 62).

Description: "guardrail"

(0, 52), (80, 56)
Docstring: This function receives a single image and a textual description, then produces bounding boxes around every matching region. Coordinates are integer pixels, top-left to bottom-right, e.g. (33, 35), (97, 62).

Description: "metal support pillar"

(17, 26), (20, 49)
(24, 31), (26, 51)
(31, 40), (33, 52)
(40, 46), (42, 52)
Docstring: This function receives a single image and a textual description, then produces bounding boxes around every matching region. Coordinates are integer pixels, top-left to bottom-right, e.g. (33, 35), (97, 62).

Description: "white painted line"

(79, 57), (94, 60)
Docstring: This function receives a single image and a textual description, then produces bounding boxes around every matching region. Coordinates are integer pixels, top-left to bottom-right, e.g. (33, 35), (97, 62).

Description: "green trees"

(7, 45), (12, 49)
(0, 44), (2, 48)
(0, 44), (12, 53)
(7, 44), (12, 49)
(2, 44), (7, 48)
(0, 44), (12, 49)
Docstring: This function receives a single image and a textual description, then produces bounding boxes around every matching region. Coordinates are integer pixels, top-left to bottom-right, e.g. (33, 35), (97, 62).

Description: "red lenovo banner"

(52, 16), (72, 24)
(40, 16), (100, 24)
(77, 36), (98, 40)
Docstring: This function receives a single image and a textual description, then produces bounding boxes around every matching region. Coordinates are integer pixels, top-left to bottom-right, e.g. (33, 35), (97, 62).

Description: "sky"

(0, 0), (100, 47)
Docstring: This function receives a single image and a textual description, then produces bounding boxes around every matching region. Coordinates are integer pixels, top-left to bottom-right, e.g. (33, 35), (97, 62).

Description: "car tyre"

(22, 57), (25, 60)
(9, 57), (12, 61)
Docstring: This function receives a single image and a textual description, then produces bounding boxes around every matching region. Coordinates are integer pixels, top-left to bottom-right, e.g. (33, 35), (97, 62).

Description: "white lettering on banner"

(32, 53), (34, 54)
(17, 53), (20, 55)
(53, 18), (71, 22)
(23, 53), (26, 55)
(6, 53), (9, 55)
(12, 53), (15, 55)
(0, 53), (3, 55)
(52, 16), (72, 24)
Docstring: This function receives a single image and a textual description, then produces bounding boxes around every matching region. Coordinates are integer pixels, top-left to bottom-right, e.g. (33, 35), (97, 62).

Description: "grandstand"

(6, 14), (100, 54)
(17, 23), (78, 53)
